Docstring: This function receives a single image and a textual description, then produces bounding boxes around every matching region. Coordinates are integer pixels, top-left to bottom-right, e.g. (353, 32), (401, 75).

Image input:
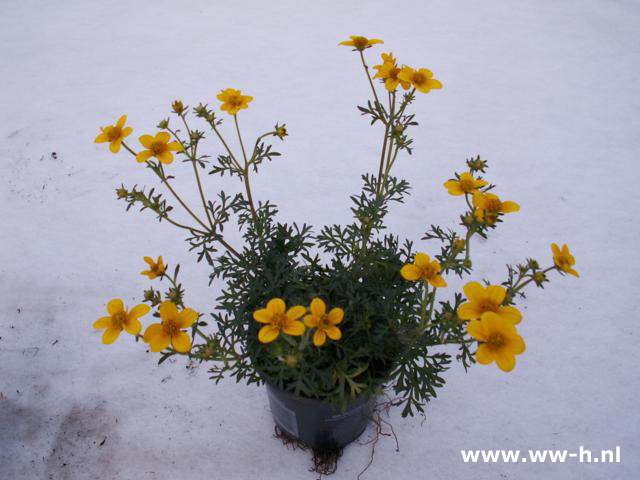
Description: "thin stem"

(158, 164), (209, 231)
(359, 50), (381, 109)
(419, 282), (429, 328)
(234, 114), (258, 221)
(120, 141), (241, 259)
(206, 118), (243, 171)
(168, 121), (215, 229)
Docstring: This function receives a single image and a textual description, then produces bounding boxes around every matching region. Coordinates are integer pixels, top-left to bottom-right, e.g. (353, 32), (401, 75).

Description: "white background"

(1, 0), (638, 478)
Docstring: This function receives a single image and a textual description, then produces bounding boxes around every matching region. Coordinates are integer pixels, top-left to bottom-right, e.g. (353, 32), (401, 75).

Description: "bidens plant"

(93, 37), (578, 417)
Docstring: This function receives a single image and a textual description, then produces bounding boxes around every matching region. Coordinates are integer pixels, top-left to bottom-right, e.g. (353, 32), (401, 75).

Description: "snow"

(1, 0), (639, 478)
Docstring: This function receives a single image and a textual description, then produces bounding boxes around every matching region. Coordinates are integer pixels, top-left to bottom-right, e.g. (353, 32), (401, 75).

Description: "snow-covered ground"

(1, 0), (639, 478)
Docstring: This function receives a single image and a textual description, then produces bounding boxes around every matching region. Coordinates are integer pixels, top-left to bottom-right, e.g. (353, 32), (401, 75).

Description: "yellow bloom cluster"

(371, 51), (442, 94)
(93, 257), (198, 354)
(443, 171), (520, 225)
(459, 244), (578, 372)
(253, 297), (344, 347)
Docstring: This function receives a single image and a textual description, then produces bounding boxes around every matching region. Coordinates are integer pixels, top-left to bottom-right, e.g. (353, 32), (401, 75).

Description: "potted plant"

(92, 35), (578, 460)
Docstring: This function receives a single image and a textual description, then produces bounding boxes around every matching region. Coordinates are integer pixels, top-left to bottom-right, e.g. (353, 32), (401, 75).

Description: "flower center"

(353, 37), (368, 49)
(389, 67), (400, 80)
(163, 318), (180, 337)
(422, 264), (437, 280)
(319, 314), (332, 330)
(150, 141), (167, 155)
(485, 198), (502, 213)
(151, 264), (162, 275)
(478, 299), (498, 313)
(112, 311), (127, 328)
(487, 332), (505, 348)
(106, 126), (122, 142)
(273, 313), (287, 330)
(459, 179), (474, 192)
(412, 72), (427, 86)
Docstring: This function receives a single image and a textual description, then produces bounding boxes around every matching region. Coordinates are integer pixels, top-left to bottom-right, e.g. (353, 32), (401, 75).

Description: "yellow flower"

(141, 256), (166, 279)
(217, 88), (253, 115)
(303, 298), (343, 347)
(136, 132), (183, 164)
(467, 311), (525, 372)
(339, 35), (383, 51)
(93, 298), (150, 344)
(373, 54), (411, 92)
(443, 172), (488, 196)
(472, 192), (520, 224)
(400, 253), (447, 288)
(457, 281), (522, 324)
(94, 115), (132, 153)
(143, 301), (197, 353)
(397, 66), (442, 93)
(551, 243), (579, 277)
(253, 298), (306, 343)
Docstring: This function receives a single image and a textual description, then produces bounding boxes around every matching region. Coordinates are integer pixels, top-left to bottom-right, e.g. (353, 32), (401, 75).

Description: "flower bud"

(172, 100), (184, 114)
(157, 118), (169, 129)
(285, 354), (298, 368)
(533, 271), (546, 286)
(453, 239), (466, 252)
(116, 186), (128, 199)
(274, 124), (288, 140)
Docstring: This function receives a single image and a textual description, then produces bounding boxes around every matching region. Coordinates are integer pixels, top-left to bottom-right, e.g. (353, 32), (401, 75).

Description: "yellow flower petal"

(283, 320), (305, 336)
(159, 301), (178, 321)
(304, 314), (320, 328)
(457, 302), (481, 320)
(94, 132), (108, 143)
(313, 329), (327, 347)
(129, 304), (151, 320)
(102, 326), (122, 344)
(139, 135), (154, 148)
(463, 282), (484, 303)
(259, 325), (280, 343)
(93, 316), (111, 329)
(466, 319), (486, 342)
(509, 334), (526, 355)
(122, 126), (132, 138)
(310, 298), (326, 317)
(429, 275), (447, 288)
(267, 298), (286, 315)
(167, 141), (183, 152)
(328, 308), (344, 325)
(107, 298), (124, 315)
(495, 351), (516, 372)
(155, 131), (170, 143)
(475, 344), (494, 364)
(325, 326), (342, 341)
(286, 305), (306, 321)
(502, 201), (520, 213)
(171, 331), (191, 352)
(109, 139), (122, 153)
(498, 305), (522, 324)
(254, 308), (274, 324)
(149, 332), (171, 352)
(116, 115), (127, 129)
(414, 253), (430, 269)
(143, 323), (164, 343)
(486, 285), (506, 304)
(123, 317), (142, 336)
(400, 264), (422, 281)
(178, 308), (198, 328)
(136, 150), (153, 163)
(157, 151), (173, 164)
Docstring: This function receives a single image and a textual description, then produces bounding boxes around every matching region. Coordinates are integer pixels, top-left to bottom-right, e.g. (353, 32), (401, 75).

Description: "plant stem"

(234, 114), (258, 221)
(359, 50), (381, 109)
(419, 282), (429, 328)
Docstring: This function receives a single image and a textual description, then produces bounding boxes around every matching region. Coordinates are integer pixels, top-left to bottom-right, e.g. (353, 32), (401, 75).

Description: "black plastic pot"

(266, 384), (375, 450)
